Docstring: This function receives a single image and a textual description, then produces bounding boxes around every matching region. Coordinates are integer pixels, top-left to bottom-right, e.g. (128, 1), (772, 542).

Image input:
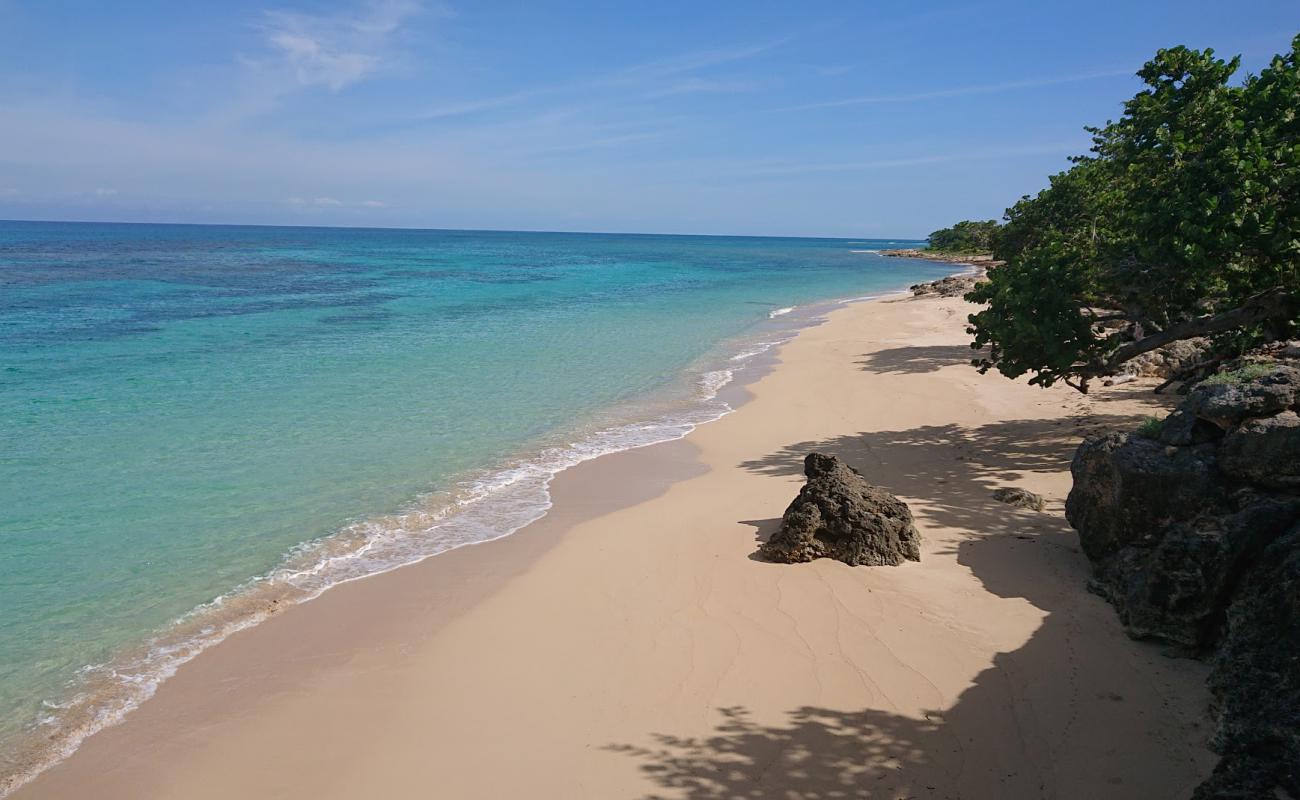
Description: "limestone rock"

(991, 487), (1045, 511)
(759, 453), (921, 567)
(910, 274), (979, 298)
(1196, 523), (1300, 799)
(1065, 433), (1226, 564)
(1188, 364), (1300, 430)
(1123, 337), (1210, 379)
(1220, 411), (1300, 491)
(1065, 358), (1300, 798)
(1090, 497), (1300, 650)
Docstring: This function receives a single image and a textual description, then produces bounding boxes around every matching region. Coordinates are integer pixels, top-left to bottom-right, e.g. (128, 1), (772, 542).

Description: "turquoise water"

(0, 221), (948, 786)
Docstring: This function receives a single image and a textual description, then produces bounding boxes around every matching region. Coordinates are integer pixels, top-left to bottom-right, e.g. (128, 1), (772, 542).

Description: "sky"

(0, 1), (1296, 237)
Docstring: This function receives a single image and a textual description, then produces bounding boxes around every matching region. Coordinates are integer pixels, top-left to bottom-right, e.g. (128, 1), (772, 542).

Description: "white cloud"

(94, 187), (118, 196)
(288, 196), (385, 208)
(254, 0), (424, 92)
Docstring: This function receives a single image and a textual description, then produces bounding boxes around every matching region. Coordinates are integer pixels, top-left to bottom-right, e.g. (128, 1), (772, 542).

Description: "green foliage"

(1135, 416), (1165, 439)
(967, 35), (1300, 390)
(1200, 362), (1277, 386)
(928, 220), (999, 253)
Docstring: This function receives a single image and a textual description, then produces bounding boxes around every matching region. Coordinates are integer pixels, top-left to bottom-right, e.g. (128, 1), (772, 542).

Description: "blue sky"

(0, 1), (1295, 237)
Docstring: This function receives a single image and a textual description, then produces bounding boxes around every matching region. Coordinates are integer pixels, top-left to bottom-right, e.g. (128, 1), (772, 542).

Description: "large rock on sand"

(759, 453), (920, 567)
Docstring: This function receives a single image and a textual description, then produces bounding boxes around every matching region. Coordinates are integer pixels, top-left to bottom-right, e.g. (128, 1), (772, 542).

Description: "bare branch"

(1079, 286), (1295, 379)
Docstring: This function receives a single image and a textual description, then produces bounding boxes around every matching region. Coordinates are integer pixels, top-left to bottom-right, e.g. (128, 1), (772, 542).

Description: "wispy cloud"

(612, 39), (787, 81)
(729, 142), (1083, 177)
(288, 195), (346, 206)
(646, 77), (762, 98)
(417, 89), (544, 121)
(779, 69), (1132, 111)
(521, 130), (667, 157)
(256, 0), (424, 91)
(411, 38), (785, 122)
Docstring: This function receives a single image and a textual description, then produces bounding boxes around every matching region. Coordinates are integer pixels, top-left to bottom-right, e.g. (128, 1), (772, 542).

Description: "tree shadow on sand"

(611, 408), (1212, 799)
(855, 345), (982, 375)
(606, 705), (938, 800)
(736, 414), (1146, 540)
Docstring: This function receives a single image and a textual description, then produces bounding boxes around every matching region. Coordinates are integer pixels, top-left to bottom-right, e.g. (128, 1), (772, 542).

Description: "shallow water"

(0, 221), (950, 787)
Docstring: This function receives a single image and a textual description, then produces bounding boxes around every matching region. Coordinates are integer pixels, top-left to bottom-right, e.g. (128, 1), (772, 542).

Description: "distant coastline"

(879, 247), (1003, 268)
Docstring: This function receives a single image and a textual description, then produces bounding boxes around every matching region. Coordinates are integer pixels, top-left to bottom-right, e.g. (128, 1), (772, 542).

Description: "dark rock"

(1155, 408), (1223, 447)
(992, 487), (1045, 511)
(1089, 497), (1300, 650)
(1066, 433), (1226, 564)
(1189, 365), (1300, 430)
(1066, 358), (1300, 798)
(910, 274), (979, 298)
(1195, 523), (1300, 799)
(1220, 411), (1300, 491)
(759, 453), (921, 567)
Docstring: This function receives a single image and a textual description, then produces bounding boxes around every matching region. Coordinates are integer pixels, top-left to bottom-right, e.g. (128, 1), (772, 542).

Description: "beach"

(13, 291), (1216, 799)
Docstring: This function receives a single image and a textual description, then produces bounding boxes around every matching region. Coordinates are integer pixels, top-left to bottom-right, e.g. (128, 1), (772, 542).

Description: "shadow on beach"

(855, 344), (980, 375)
(611, 405), (1210, 799)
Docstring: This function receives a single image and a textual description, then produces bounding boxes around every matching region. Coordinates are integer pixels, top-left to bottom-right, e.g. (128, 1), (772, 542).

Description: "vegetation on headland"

(963, 35), (1300, 392)
(925, 219), (998, 254)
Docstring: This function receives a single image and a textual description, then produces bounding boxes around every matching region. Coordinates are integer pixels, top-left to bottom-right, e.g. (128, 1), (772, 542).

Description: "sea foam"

(0, 306), (808, 799)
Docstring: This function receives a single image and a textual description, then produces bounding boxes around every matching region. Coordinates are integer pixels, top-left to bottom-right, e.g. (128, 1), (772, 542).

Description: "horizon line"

(0, 216), (934, 243)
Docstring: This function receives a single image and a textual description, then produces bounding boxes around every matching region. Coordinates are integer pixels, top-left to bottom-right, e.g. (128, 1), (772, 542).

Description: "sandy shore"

(15, 294), (1215, 799)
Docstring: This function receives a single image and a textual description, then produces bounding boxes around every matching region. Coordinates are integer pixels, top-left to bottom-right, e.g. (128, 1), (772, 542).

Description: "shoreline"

(0, 285), (892, 798)
(14, 291), (1215, 799)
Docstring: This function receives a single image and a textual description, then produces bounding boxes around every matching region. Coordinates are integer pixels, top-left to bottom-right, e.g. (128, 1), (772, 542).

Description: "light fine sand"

(16, 294), (1214, 799)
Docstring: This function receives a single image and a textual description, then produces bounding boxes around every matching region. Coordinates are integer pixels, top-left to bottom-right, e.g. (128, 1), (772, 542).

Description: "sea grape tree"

(966, 36), (1300, 391)
(927, 220), (999, 253)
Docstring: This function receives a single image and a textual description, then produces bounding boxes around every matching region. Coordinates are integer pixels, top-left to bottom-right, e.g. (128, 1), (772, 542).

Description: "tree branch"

(1080, 286), (1295, 379)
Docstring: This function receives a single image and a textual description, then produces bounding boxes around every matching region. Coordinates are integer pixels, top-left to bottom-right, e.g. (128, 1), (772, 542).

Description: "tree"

(928, 220), (999, 253)
(966, 36), (1300, 392)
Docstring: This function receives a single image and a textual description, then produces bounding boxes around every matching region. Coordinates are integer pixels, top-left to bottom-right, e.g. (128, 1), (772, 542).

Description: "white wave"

(768, 306), (795, 318)
(729, 340), (780, 362)
(2, 348), (755, 798)
(0, 284), (906, 799)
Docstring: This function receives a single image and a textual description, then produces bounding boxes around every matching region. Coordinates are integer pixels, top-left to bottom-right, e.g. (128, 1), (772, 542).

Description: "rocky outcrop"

(759, 453), (921, 567)
(910, 274), (981, 298)
(1065, 361), (1300, 798)
(1196, 524), (1300, 798)
(1121, 337), (1210, 379)
(880, 248), (1003, 268)
(992, 487), (1045, 511)
(1220, 411), (1300, 490)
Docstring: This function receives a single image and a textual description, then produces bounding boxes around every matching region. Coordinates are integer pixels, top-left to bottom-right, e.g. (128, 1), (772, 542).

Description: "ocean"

(0, 220), (951, 788)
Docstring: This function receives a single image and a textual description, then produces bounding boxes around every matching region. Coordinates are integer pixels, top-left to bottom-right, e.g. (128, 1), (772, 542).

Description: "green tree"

(967, 37), (1300, 392)
(928, 220), (999, 253)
